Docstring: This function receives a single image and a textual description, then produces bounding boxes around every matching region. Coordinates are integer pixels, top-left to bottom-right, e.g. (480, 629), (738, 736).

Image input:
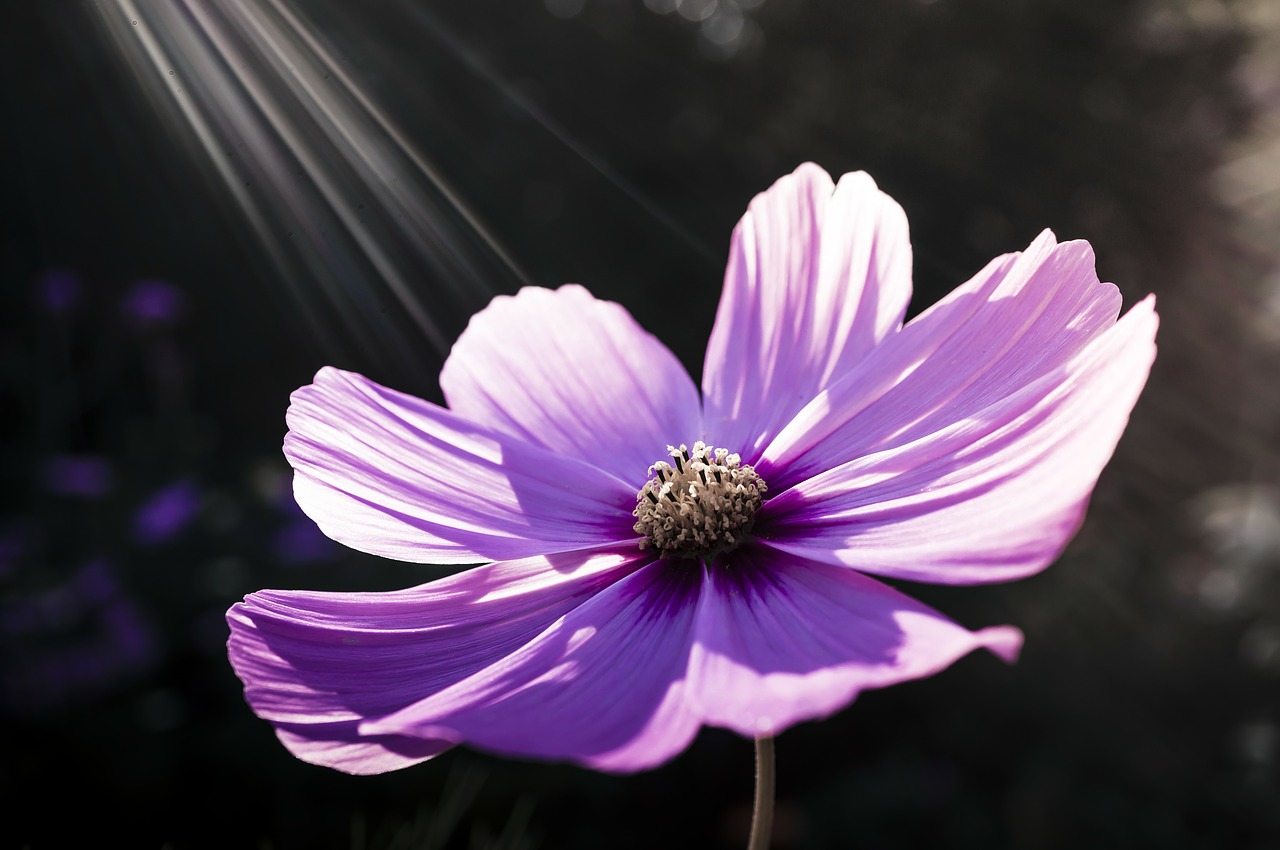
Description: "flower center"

(632, 441), (767, 559)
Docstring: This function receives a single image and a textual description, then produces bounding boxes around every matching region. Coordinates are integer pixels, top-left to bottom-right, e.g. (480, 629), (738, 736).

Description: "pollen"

(633, 441), (767, 559)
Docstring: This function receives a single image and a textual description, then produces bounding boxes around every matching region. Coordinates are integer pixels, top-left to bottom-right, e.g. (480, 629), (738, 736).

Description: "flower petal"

(760, 295), (1158, 584)
(701, 164), (912, 461)
(226, 547), (651, 775)
(286, 367), (637, 564)
(360, 561), (703, 773)
(761, 233), (1124, 487)
(439, 285), (702, 483)
(270, 726), (455, 776)
(687, 545), (1021, 737)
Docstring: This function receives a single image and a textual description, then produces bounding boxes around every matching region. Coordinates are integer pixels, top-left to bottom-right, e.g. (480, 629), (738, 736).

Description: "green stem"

(747, 735), (775, 850)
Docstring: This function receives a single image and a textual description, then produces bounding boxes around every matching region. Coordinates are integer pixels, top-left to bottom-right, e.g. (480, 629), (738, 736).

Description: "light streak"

(87, 0), (532, 366)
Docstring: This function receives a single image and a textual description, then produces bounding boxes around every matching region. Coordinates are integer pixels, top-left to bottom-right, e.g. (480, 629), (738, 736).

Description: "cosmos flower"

(227, 164), (1157, 774)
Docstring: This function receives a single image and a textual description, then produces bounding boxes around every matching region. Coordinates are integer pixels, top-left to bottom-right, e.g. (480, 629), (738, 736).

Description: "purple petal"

(285, 367), (638, 564)
(760, 295), (1158, 584)
(226, 546), (652, 775)
(762, 233), (1125, 487)
(271, 727), (454, 775)
(701, 164), (912, 462)
(687, 545), (1021, 737)
(360, 561), (703, 773)
(440, 285), (701, 483)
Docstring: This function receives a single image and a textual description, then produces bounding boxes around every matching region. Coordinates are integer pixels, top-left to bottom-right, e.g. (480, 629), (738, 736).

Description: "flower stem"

(747, 735), (775, 850)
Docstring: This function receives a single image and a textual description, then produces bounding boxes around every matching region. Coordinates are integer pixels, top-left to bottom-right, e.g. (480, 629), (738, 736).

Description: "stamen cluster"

(633, 441), (767, 559)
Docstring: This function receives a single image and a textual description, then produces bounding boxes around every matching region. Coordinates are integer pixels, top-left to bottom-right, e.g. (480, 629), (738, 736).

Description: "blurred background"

(3, 0), (1279, 846)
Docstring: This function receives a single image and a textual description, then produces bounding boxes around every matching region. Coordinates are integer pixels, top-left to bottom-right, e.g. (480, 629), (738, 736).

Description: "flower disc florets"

(632, 441), (767, 559)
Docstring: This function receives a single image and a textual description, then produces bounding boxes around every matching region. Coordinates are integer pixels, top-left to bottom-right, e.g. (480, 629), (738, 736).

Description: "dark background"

(3, 0), (1279, 847)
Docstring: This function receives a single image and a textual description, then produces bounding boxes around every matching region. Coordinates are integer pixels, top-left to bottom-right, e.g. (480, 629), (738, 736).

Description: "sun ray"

(87, 0), (531, 366)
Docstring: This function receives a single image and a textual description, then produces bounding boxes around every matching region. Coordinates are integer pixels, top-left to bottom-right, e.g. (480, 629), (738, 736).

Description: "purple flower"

(227, 164), (1158, 775)
(120, 278), (185, 326)
(133, 480), (201, 545)
(42, 454), (115, 499)
(35, 268), (82, 313)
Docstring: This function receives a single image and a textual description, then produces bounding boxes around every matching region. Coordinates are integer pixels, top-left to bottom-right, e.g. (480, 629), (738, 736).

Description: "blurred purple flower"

(42, 454), (115, 498)
(0, 519), (35, 580)
(1, 560), (158, 712)
(133, 480), (201, 545)
(120, 278), (185, 326)
(272, 517), (341, 566)
(228, 164), (1158, 775)
(0, 559), (117, 636)
(35, 268), (82, 312)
